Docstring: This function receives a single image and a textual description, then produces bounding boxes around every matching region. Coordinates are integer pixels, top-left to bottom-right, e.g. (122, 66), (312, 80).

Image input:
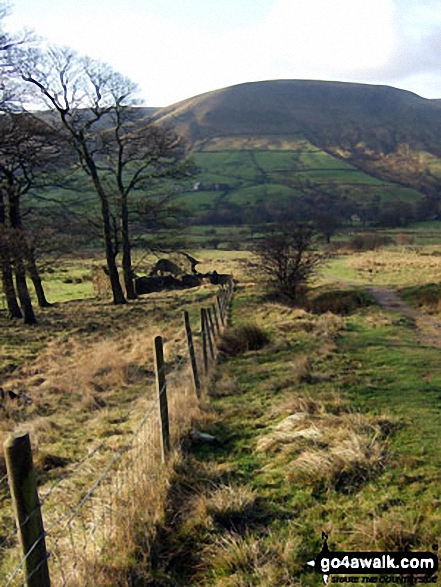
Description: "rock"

(190, 429), (218, 444)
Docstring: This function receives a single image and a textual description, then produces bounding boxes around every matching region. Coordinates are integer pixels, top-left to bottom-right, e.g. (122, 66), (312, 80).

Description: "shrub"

(218, 323), (270, 356)
(253, 223), (324, 302)
(308, 289), (374, 315)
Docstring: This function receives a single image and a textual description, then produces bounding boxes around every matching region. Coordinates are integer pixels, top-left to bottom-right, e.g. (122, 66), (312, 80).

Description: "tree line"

(0, 4), (187, 323)
(196, 185), (437, 237)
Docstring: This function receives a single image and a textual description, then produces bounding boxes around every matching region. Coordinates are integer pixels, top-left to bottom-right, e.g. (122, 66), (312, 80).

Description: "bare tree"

(254, 223), (324, 302)
(99, 103), (185, 298)
(14, 45), (185, 303)
(0, 2), (40, 323)
(0, 112), (65, 310)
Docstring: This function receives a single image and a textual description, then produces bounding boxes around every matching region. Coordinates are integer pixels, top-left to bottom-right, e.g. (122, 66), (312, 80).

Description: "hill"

(152, 80), (441, 153)
(147, 80), (441, 226)
(26, 81), (441, 233)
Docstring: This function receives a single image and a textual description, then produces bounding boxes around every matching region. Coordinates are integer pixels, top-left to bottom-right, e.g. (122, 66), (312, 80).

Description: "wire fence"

(1, 277), (234, 587)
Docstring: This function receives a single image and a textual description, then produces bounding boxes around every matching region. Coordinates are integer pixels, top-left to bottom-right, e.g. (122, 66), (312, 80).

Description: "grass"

(2, 245), (441, 584)
(141, 253), (441, 585)
(178, 149), (426, 214)
(218, 323), (270, 356)
(0, 252), (236, 585)
(321, 247), (441, 288)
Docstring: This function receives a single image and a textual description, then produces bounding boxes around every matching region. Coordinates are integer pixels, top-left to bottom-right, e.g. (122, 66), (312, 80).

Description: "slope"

(150, 80), (441, 221)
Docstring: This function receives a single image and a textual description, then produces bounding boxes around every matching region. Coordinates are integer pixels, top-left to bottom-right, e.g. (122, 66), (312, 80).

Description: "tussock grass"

(353, 510), (426, 552)
(309, 288), (374, 315)
(218, 322), (270, 356)
(188, 484), (258, 533)
(257, 396), (389, 492)
(211, 373), (240, 397)
(203, 527), (302, 587)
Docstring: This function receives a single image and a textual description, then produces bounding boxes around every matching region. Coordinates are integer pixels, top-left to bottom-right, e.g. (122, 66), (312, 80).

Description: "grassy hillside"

(134, 248), (441, 585)
(177, 141), (425, 222)
(153, 80), (441, 146)
(151, 80), (441, 218)
(22, 80), (441, 234)
(2, 245), (441, 584)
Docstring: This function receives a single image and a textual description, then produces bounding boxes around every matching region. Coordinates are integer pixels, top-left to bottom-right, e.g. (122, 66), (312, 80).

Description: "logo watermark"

(307, 533), (438, 585)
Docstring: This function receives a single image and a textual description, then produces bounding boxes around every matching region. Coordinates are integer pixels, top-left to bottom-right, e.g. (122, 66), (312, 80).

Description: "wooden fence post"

(153, 336), (170, 461)
(217, 293), (225, 327)
(200, 308), (208, 375)
(207, 307), (217, 342)
(184, 311), (201, 397)
(4, 432), (51, 587)
(204, 308), (215, 361)
(211, 303), (221, 337)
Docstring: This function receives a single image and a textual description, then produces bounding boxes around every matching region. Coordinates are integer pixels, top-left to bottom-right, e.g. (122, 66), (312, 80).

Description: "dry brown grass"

(257, 396), (390, 492)
(351, 509), (433, 552)
(347, 248), (441, 286)
(0, 272), (229, 585)
(202, 527), (302, 587)
(187, 484), (258, 534)
(218, 323), (270, 356)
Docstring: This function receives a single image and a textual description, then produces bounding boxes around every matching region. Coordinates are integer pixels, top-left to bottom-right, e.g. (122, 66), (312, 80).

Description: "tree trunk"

(8, 189), (37, 323)
(14, 257), (36, 324)
(25, 251), (51, 308)
(121, 195), (137, 300)
(0, 190), (22, 318)
(85, 150), (126, 305)
(1, 255), (22, 319)
(101, 207), (126, 305)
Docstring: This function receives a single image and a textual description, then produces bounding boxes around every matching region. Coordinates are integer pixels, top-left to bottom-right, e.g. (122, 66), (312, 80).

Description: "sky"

(5, 0), (441, 107)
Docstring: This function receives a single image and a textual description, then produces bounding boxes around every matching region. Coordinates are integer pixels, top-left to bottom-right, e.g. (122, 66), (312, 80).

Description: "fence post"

(211, 303), (221, 337)
(217, 292), (225, 326)
(4, 432), (51, 587)
(184, 311), (201, 397)
(204, 308), (215, 361)
(207, 307), (217, 342)
(153, 336), (170, 461)
(201, 308), (208, 374)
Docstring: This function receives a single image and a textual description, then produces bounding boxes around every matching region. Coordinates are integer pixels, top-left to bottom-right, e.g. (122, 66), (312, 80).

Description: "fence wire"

(2, 279), (234, 587)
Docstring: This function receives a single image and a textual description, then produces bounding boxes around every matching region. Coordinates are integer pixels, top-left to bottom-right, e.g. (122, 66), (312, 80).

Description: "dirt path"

(368, 286), (441, 348)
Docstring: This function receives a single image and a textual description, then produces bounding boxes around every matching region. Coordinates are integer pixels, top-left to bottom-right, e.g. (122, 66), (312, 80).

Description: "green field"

(177, 146), (426, 215)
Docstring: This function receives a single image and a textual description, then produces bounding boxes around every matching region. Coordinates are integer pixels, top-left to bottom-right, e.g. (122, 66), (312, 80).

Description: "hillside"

(25, 81), (441, 232)
(147, 80), (441, 226)
(152, 80), (441, 153)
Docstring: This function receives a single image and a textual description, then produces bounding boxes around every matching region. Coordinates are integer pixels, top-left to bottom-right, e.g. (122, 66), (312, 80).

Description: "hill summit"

(152, 80), (441, 151)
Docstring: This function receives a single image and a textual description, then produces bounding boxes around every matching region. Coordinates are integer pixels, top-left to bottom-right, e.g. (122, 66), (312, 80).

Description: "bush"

(218, 323), (270, 356)
(253, 223), (324, 302)
(308, 289), (374, 315)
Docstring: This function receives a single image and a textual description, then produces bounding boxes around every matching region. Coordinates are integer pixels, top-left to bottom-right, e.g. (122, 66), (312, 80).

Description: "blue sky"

(6, 0), (441, 106)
